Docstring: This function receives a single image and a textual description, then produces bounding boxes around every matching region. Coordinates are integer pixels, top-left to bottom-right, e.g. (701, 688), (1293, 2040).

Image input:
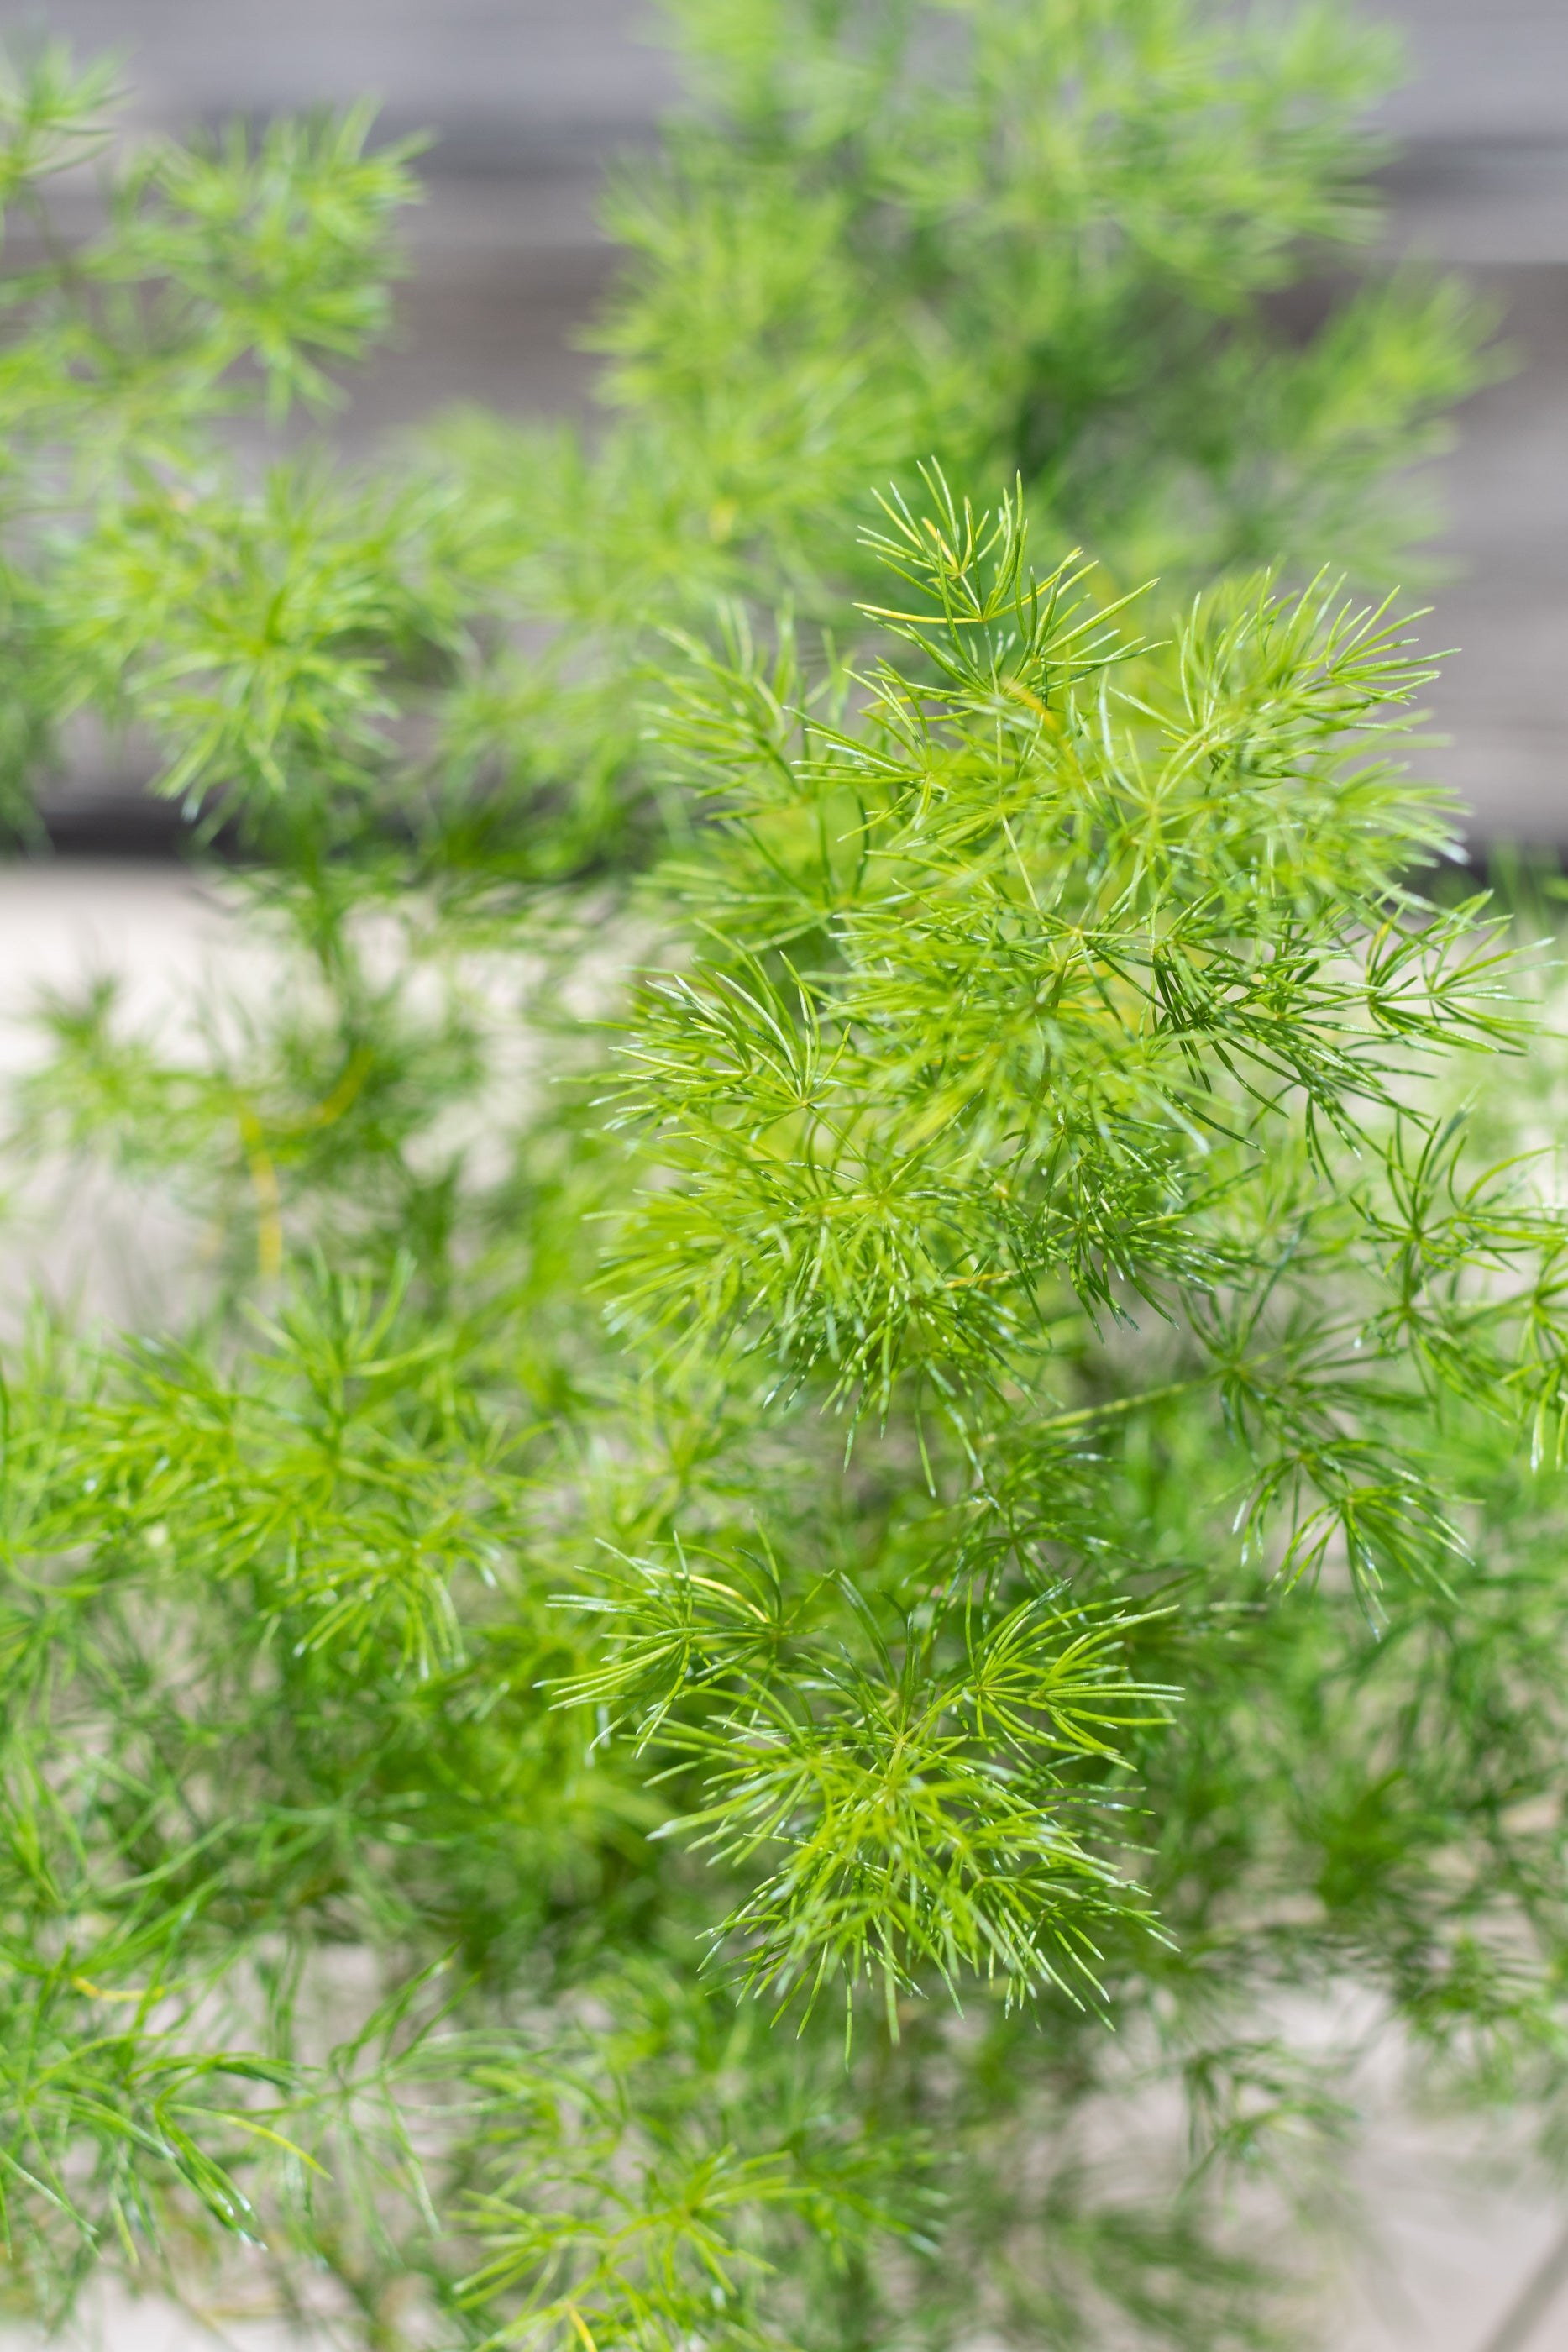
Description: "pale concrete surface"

(0, 863), (242, 1068)
(1340, 2122), (1568, 2352)
(0, 864), (269, 1325)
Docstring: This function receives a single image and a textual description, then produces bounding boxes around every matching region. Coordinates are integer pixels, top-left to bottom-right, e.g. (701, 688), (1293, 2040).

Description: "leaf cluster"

(0, 13), (1565, 2352)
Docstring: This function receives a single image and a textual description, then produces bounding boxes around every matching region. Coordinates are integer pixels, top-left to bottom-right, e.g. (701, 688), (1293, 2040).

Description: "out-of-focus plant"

(0, 46), (422, 837)
(1, 1), (1493, 880)
(5, 13), (1567, 2352)
(412, 0), (1493, 877)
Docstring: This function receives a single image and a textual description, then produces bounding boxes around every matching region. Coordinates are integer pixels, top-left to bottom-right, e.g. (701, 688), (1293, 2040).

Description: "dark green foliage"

(0, 8), (1561, 2350)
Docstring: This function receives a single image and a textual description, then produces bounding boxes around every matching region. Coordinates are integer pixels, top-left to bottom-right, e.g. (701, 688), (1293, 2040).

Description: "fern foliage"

(0, 10), (1563, 2352)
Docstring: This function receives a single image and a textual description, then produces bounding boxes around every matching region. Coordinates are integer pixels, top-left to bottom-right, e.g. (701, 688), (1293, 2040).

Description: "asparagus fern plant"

(0, 10), (1561, 2352)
